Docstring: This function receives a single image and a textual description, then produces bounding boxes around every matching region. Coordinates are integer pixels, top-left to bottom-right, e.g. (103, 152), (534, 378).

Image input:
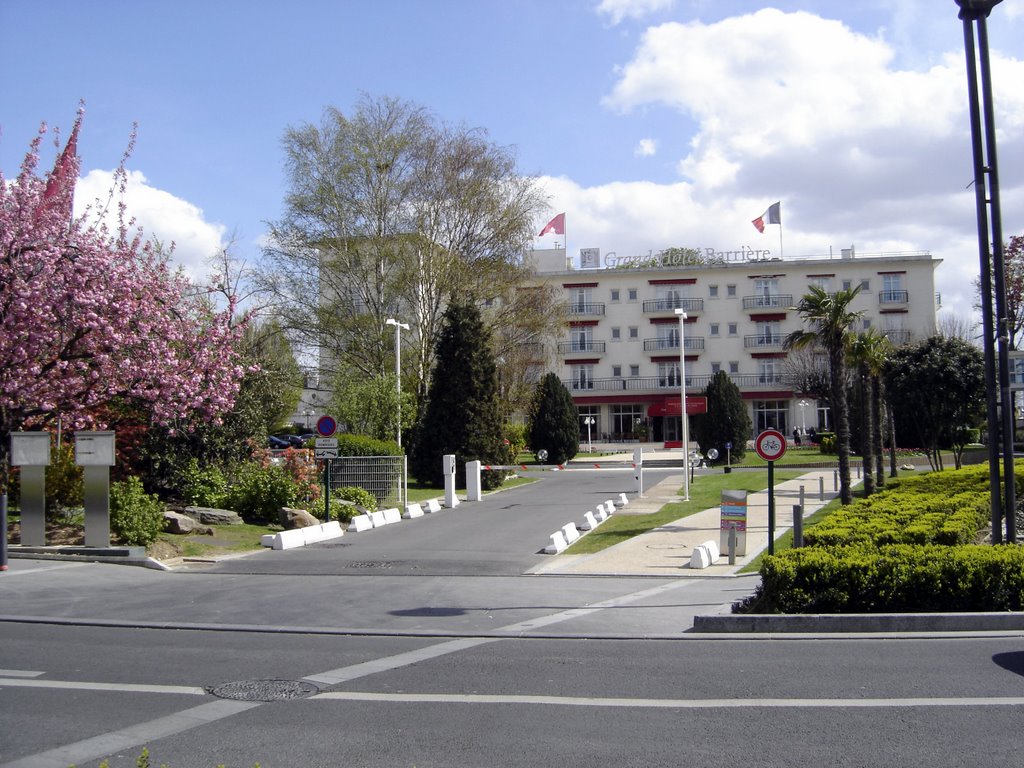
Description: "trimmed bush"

(335, 433), (401, 457)
(110, 476), (165, 546)
(224, 463), (298, 522)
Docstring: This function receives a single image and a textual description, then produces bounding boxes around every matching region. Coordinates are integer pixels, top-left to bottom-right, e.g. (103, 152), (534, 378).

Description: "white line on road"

(313, 691), (1024, 709)
(0, 677), (207, 695)
(0, 669), (43, 678)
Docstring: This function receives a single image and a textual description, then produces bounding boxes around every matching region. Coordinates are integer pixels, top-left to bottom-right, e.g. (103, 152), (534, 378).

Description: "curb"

(692, 612), (1024, 633)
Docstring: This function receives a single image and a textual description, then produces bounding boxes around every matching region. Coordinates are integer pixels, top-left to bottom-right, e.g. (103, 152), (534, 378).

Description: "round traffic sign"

(755, 429), (787, 461)
(316, 414), (337, 437)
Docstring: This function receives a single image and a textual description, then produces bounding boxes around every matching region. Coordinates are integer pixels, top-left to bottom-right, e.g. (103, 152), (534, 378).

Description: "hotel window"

(728, 322), (738, 336)
(710, 323), (720, 337)
(611, 404), (645, 436)
(809, 276), (833, 293)
(629, 364), (640, 377)
(709, 285), (719, 298)
(570, 325), (594, 352)
(570, 364), (594, 390)
(610, 288), (620, 302)
(729, 361), (739, 374)
(754, 400), (788, 433)
(881, 274), (906, 303)
(570, 287), (593, 313)
(758, 359), (782, 384)
(658, 361), (681, 388)
(628, 288), (638, 302)
(711, 362), (721, 374)
(629, 326), (639, 340)
(612, 365), (622, 377)
(727, 284), (737, 297)
(611, 327), (621, 341)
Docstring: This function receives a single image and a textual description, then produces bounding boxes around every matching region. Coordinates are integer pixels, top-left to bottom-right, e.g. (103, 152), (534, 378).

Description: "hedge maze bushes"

(750, 463), (1024, 613)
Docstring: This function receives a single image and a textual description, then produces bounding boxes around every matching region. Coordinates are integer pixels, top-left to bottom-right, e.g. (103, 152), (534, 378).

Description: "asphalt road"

(3, 468), (1024, 767)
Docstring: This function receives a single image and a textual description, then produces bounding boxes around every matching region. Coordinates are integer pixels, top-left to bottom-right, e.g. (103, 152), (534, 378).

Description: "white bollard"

(466, 460), (483, 502)
(561, 522), (580, 544)
(580, 511), (599, 531)
(443, 454), (460, 508)
(545, 530), (568, 554)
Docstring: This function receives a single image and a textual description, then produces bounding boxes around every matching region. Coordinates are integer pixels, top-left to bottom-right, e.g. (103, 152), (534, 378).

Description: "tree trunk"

(872, 378), (886, 488)
(888, 401), (899, 477)
(859, 365), (875, 497)
(832, 351), (852, 505)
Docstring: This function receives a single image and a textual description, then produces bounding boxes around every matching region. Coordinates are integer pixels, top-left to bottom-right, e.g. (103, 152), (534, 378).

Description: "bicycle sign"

(755, 429), (787, 462)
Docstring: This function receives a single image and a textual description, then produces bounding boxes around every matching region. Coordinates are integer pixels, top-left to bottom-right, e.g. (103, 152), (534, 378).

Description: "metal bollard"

(819, 476), (825, 500)
(833, 469), (839, 491)
(793, 504), (803, 548)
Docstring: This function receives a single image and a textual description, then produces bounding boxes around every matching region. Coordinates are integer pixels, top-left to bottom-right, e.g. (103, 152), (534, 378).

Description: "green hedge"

(335, 434), (401, 457)
(750, 462), (1024, 613)
(758, 545), (1024, 613)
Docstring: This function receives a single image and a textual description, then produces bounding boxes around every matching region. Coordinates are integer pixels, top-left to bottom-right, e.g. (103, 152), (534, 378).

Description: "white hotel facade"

(527, 245), (941, 446)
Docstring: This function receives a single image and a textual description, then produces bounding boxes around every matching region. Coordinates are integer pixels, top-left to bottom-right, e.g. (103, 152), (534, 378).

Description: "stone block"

(279, 507), (320, 529)
(382, 508), (402, 525)
(369, 511), (388, 527)
(164, 510), (197, 534)
(183, 506), (244, 525)
(403, 503), (425, 519)
(425, 499), (442, 513)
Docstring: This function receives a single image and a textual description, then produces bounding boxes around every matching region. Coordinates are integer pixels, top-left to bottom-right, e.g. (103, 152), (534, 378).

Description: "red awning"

(647, 396), (707, 417)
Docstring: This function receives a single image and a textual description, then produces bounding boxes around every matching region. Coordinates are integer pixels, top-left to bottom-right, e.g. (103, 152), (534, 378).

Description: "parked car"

(268, 435), (289, 449)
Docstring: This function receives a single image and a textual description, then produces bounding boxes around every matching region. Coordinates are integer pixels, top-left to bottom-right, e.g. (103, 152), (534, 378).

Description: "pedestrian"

(793, 428), (801, 446)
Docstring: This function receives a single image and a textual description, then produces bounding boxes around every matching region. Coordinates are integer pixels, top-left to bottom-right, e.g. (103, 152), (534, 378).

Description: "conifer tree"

(691, 371), (751, 463)
(409, 303), (505, 488)
(527, 373), (579, 465)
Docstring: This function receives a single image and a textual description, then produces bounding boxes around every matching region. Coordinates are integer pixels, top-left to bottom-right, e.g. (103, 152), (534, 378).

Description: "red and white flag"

(752, 201), (781, 233)
(539, 212), (565, 236)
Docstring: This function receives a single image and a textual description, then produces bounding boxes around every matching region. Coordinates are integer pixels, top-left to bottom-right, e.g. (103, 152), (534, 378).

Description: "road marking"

(0, 699), (259, 768)
(1, 562), (88, 576)
(313, 691), (1024, 709)
(304, 637), (498, 685)
(0, 669), (44, 678)
(0, 677), (206, 695)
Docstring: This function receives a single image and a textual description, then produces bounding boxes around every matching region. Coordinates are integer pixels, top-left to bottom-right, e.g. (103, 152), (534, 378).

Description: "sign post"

(316, 416), (338, 522)
(754, 429), (787, 556)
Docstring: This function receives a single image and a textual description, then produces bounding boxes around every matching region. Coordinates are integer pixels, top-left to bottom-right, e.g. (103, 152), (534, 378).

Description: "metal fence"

(327, 455), (407, 509)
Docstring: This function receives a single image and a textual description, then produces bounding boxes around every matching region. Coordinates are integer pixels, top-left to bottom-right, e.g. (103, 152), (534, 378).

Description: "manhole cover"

(348, 560), (396, 568)
(208, 679), (319, 701)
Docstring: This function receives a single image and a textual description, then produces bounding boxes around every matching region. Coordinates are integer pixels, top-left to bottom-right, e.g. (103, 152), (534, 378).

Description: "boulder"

(183, 506), (244, 526)
(279, 507), (320, 529)
(164, 510), (197, 534)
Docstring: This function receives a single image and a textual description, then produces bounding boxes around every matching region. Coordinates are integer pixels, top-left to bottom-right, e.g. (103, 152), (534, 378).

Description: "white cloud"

(75, 169), (227, 284)
(596, 0), (674, 26)
(634, 138), (658, 156)
(578, 7), (1024, 323)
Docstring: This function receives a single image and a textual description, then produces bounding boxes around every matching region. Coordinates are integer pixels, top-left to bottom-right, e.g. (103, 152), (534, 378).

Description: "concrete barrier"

(701, 538), (720, 562)
(561, 522), (580, 544)
(580, 511), (599, 531)
(594, 504), (609, 522)
(545, 530), (569, 554)
(403, 503), (425, 519)
(262, 521), (344, 550)
(348, 514), (373, 532)
(604, 499), (617, 514)
(425, 499), (442, 513)
(369, 511), (388, 527)
(381, 508), (402, 525)
(689, 545), (713, 569)
(616, 492), (629, 507)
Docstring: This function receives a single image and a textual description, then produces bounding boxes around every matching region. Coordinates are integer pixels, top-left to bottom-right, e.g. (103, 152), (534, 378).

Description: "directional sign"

(755, 429), (787, 462)
(314, 448), (339, 459)
(316, 415), (337, 437)
(315, 438), (338, 448)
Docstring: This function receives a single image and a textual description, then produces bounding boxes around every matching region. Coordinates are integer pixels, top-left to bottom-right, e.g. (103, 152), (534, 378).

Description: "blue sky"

(2, 0), (1023, 323)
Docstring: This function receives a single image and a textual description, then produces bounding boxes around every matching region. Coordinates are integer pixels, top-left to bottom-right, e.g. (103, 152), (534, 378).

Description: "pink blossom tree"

(0, 110), (247, 493)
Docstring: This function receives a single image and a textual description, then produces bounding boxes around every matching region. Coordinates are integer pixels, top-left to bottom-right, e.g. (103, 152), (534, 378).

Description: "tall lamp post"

(385, 318), (410, 448)
(583, 416), (595, 453)
(675, 308), (690, 501)
(798, 399), (809, 434)
(955, 0), (1015, 543)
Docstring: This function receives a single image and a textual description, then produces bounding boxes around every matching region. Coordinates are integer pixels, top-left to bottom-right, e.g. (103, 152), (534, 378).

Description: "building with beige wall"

(527, 245), (941, 447)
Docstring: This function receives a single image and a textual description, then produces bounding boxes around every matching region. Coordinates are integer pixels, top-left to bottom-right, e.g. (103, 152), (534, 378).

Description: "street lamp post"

(385, 318), (410, 448)
(798, 400), (809, 434)
(955, 0), (1015, 543)
(583, 416), (595, 453)
(675, 308), (690, 501)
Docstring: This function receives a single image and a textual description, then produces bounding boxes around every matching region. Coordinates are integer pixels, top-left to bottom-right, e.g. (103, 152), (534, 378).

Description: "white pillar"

(466, 460), (482, 502)
(443, 454), (460, 508)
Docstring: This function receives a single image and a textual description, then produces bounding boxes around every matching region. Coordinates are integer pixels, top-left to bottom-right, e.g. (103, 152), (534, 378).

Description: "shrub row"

(751, 462), (1024, 613)
(758, 544), (1024, 613)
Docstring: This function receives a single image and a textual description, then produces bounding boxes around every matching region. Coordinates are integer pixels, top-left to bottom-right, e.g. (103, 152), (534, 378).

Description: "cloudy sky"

(2, 0), (1022, 323)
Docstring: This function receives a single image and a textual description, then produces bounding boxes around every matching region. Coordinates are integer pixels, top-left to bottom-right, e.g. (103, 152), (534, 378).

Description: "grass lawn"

(565, 469), (803, 555)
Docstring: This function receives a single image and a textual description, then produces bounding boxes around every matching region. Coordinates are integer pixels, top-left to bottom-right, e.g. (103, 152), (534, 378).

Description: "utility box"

(10, 432), (51, 546)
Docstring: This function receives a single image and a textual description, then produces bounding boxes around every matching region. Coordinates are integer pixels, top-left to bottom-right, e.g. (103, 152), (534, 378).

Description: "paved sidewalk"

(533, 468), (845, 577)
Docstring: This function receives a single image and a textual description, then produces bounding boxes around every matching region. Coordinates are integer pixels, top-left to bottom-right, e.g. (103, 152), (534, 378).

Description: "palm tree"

(848, 329), (891, 496)
(786, 286), (863, 505)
